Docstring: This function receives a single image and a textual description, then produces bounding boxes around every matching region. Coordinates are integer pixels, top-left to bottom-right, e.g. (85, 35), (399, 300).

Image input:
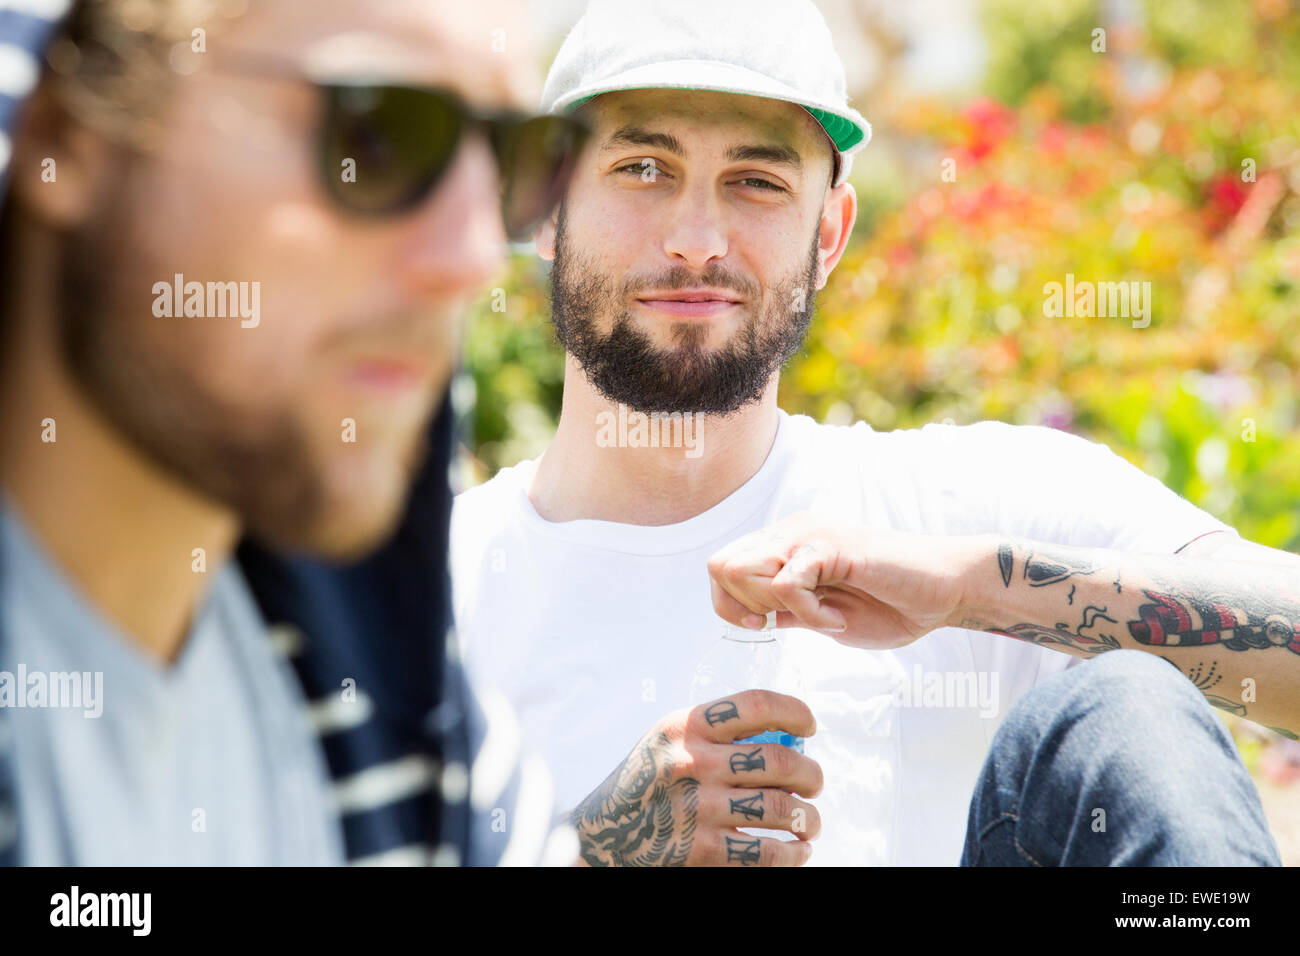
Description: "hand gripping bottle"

(689, 613), (807, 753)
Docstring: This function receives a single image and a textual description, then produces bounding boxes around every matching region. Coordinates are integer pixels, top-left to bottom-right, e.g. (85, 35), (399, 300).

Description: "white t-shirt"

(450, 412), (1236, 865)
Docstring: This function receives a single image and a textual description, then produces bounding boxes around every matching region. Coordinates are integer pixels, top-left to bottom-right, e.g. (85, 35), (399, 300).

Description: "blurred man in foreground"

(0, 0), (583, 865)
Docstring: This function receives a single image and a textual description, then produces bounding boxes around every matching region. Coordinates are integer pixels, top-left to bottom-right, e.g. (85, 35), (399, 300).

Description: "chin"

(287, 493), (408, 562)
(246, 452), (416, 562)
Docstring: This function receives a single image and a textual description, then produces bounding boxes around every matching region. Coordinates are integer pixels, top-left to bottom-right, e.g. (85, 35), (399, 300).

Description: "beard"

(54, 185), (420, 559)
(548, 206), (820, 416)
(58, 234), (324, 548)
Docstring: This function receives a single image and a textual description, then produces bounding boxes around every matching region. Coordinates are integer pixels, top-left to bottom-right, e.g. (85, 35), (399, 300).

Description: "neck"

(529, 356), (780, 525)
(0, 254), (239, 666)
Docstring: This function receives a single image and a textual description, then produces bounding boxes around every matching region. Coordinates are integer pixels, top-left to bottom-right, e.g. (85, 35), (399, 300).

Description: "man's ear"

(814, 181), (857, 290)
(7, 83), (118, 229)
(534, 207), (559, 261)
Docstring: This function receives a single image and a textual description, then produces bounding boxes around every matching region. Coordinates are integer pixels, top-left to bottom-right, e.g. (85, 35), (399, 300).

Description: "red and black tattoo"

(1130, 589), (1300, 656)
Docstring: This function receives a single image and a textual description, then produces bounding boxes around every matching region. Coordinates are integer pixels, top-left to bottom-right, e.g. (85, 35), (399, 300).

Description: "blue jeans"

(961, 649), (1282, 866)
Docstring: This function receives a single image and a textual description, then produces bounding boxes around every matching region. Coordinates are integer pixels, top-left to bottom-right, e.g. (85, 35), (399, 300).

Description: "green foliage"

(983, 0), (1109, 122)
(462, 257), (564, 477)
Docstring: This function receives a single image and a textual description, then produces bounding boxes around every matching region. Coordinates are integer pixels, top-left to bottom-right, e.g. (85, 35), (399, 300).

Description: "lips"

(344, 357), (431, 395)
(635, 288), (743, 319)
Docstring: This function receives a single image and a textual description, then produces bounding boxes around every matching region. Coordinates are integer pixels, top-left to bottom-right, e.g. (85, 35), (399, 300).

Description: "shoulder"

(877, 419), (1116, 469)
(450, 459), (536, 558)
(787, 413), (1095, 463)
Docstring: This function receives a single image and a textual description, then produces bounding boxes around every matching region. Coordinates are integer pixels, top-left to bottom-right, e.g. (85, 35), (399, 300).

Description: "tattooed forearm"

(976, 538), (1300, 733)
(570, 731), (699, 867)
(987, 541), (1300, 658)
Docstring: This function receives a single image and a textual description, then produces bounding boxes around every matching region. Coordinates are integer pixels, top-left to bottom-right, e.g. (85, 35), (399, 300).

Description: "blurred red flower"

(1202, 172), (1250, 234)
(962, 97), (1017, 162)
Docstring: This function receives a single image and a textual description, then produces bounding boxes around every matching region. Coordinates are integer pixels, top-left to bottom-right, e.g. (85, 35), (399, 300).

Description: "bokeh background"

(459, 0), (1300, 862)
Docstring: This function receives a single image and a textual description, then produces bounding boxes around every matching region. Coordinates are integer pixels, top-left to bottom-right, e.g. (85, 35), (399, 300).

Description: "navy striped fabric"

(235, 394), (479, 865)
(0, 0), (570, 868)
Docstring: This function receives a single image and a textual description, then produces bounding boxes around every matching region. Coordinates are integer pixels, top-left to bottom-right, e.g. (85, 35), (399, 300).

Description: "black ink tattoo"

(730, 792), (765, 822)
(570, 731), (699, 866)
(729, 747), (766, 774)
(1185, 659), (1223, 692)
(985, 546), (1119, 651)
(990, 622), (1121, 653)
(1160, 656), (1247, 717)
(990, 602), (1123, 654)
(1022, 548), (1104, 587)
(704, 701), (739, 726)
(998, 544), (1014, 588)
(725, 835), (762, 866)
(1079, 604), (1118, 635)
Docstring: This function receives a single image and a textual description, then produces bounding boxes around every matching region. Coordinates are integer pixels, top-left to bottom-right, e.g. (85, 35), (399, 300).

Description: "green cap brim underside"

(569, 92), (865, 152)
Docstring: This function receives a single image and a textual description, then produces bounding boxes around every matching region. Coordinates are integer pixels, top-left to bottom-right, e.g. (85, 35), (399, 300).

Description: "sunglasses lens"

(495, 115), (588, 241)
(319, 85), (462, 215)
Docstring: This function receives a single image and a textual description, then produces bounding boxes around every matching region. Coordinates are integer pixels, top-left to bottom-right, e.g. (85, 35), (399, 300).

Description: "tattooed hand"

(708, 511), (983, 650)
(570, 690), (823, 866)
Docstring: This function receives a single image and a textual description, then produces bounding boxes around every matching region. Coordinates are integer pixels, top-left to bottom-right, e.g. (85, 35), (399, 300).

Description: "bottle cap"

(722, 610), (780, 641)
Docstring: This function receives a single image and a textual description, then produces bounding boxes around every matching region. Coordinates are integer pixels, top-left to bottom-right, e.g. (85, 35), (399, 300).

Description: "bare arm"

(706, 514), (1300, 737)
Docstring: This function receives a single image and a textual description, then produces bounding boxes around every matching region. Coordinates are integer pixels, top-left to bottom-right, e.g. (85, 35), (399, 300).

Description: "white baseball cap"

(540, 0), (871, 187)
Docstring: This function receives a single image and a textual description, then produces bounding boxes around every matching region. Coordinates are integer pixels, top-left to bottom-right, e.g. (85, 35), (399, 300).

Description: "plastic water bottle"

(690, 618), (809, 843)
(689, 617), (807, 753)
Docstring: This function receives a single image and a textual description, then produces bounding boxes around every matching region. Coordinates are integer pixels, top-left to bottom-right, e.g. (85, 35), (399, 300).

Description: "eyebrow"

(600, 124), (804, 171)
(601, 125), (686, 156)
(724, 143), (802, 170)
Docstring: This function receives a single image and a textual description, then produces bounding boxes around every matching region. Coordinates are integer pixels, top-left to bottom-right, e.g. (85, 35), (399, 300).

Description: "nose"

(396, 128), (507, 298)
(661, 179), (729, 270)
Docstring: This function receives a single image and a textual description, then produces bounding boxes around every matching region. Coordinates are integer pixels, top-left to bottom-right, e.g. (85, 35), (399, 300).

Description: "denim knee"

(974, 649), (1280, 865)
(1012, 649), (1208, 730)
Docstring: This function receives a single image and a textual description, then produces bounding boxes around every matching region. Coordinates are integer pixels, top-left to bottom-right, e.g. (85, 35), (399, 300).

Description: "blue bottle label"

(736, 729), (805, 753)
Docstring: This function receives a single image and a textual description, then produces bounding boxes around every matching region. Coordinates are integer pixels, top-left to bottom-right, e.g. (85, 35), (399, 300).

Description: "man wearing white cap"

(451, 0), (1294, 866)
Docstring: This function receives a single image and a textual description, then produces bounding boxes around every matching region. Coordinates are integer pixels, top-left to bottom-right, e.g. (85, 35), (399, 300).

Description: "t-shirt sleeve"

(930, 420), (1239, 555)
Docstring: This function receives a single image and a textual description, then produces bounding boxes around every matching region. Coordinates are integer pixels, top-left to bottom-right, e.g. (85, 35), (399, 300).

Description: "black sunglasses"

(206, 52), (589, 240)
(319, 84), (588, 239)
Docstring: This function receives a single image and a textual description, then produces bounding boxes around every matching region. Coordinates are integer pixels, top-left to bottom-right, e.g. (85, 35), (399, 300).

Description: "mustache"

(620, 266), (761, 301)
